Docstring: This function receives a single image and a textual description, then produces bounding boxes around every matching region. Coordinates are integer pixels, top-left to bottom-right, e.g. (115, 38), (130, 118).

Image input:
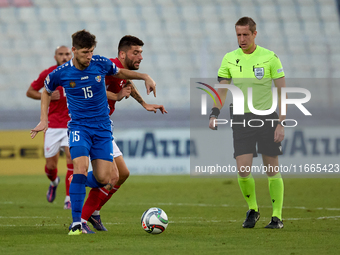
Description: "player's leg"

(68, 127), (94, 235)
(262, 154), (284, 229)
(79, 158), (118, 233)
(79, 129), (117, 234)
(87, 154), (130, 231)
(44, 128), (62, 203)
(45, 154), (60, 203)
(64, 146), (73, 209)
(59, 128), (73, 209)
(68, 154), (89, 235)
(81, 159), (118, 229)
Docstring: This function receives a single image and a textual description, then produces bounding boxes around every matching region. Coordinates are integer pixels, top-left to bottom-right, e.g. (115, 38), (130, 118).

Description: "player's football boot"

(264, 217), (284, 229)
(242, 209), (260, 228)
(63, 201), (71, 210)
(88, 215), (108, 231)
(46, 177), (60, 203)
(68, 224), (82, 235)
(82, 222), (96, 234)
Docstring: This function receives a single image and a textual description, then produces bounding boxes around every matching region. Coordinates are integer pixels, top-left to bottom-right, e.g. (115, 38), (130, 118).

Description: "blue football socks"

(69, 174), (87, 223)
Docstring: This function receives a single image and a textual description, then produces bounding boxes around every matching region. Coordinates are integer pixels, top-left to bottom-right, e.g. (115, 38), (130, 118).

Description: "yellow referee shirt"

(218, 45), (285, 113)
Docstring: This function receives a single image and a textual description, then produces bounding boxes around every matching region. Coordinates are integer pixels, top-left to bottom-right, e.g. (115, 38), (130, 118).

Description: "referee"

(209, 17), (285, 229)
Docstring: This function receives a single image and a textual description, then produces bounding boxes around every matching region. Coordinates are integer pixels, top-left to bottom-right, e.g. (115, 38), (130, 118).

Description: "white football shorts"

(44, 128), (69, 158)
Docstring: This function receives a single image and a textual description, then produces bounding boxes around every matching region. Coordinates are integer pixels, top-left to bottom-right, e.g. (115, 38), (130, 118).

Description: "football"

(141, 207), (169, 234)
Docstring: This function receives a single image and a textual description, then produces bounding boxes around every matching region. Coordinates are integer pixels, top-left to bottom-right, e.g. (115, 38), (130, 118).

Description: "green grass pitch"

(0, 175), (339, 255)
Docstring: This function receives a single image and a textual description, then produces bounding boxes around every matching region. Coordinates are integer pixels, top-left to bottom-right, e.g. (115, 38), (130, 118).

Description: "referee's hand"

(274, 125), (285, 143)
(209, 117), (218, 130)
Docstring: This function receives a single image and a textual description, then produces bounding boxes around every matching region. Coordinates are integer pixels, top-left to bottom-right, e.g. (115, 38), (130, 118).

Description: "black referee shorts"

(232, 112), (283, 158)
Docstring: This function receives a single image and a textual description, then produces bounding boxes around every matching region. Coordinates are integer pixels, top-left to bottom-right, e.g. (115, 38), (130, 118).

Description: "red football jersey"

(31, 65), (70, 128)
(105, 58), (126, 115)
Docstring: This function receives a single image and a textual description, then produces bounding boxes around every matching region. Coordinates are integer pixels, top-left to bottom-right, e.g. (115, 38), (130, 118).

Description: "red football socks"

(65, 164), (74, 196)
(81, 187), (109, 221)
(96, 185), (120, 211)
(44, 165), (57, 183)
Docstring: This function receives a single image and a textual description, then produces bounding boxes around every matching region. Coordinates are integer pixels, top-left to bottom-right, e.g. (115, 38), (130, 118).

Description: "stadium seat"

(204, 21), (222, 37)
(3, 22), (25, 39)
(165, 21), (184, 37)
(160, 6), (180, 21)
(30, 0), (52, 7)
(119, 6), (140, 22)
(97, 6), (119, 22)
(279, 5), (299, 21)
(16, 7), (38, 22)
(0, 0), (10, 7)
(283, 21), (302, 37)
(200, 4), (220, 21)
(323, 21), (340, 36)
(37, 7), (58, 22)
(12, 0), (32, 7)
(184, 20), (203, 37)
(319, 4), (339, 21)
(58, 7), (78, 22)
(298, 5), (319, 21)
(77, 7), (99, 22)
(72, 0), (94, 7)
(125, 21), (146, 38)
(140, 6), (162, 21)
(258, 4), (279, 22)
(0, 7), (17, 23)
(181, 5), (199, 22)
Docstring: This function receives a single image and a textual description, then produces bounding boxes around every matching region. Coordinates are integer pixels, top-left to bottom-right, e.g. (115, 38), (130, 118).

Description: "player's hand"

(50, 90), (60, 101)
(117, 86), (132, 101)
(209, 117), (217, 130)
(274, 124), (284, 143)
(30, 120), (48, 139)
(145, 76), (156, 97)
(144, 104), (168, 114)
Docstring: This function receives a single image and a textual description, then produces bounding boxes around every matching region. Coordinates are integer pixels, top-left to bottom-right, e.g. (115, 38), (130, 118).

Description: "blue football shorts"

(68, 122), (113, 162)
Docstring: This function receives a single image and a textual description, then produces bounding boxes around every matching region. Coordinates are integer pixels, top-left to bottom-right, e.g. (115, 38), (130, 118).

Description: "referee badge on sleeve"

(254, 67), (264, 80)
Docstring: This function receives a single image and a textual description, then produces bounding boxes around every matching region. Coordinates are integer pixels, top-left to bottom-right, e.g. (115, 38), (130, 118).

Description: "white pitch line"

(123, 202), (340, 211)
(0, 215), (338, 227)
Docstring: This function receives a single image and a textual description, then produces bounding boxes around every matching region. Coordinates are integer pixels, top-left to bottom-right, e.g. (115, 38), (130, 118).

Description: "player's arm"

(209, 78), (230, 130)
(27, 69), (60, 101)
(30, 88), (51, 139)
(113, 68), (156, 97)
(106, 86), (132, 101)
(26, 85), (42, 100)
(273, 76), (286, 143)
(27, 86), (60, 101)
(128, 80), (167, 114)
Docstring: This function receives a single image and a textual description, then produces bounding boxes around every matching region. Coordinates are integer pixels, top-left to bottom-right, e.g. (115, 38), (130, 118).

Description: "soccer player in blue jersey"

(30, 30), (156, 235)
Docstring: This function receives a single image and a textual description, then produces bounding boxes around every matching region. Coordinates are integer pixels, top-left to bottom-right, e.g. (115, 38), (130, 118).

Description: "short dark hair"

(235, 17), (256, 33)
(72, 29), (97, 49)
(118, 35), (144, 54)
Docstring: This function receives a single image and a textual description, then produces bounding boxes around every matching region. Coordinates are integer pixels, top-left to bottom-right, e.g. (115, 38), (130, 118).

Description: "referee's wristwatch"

(209, 107), (220, 119)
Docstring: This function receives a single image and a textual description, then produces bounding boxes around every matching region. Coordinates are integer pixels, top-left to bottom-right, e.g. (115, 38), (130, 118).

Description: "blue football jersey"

(44, 55), (118, 122)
